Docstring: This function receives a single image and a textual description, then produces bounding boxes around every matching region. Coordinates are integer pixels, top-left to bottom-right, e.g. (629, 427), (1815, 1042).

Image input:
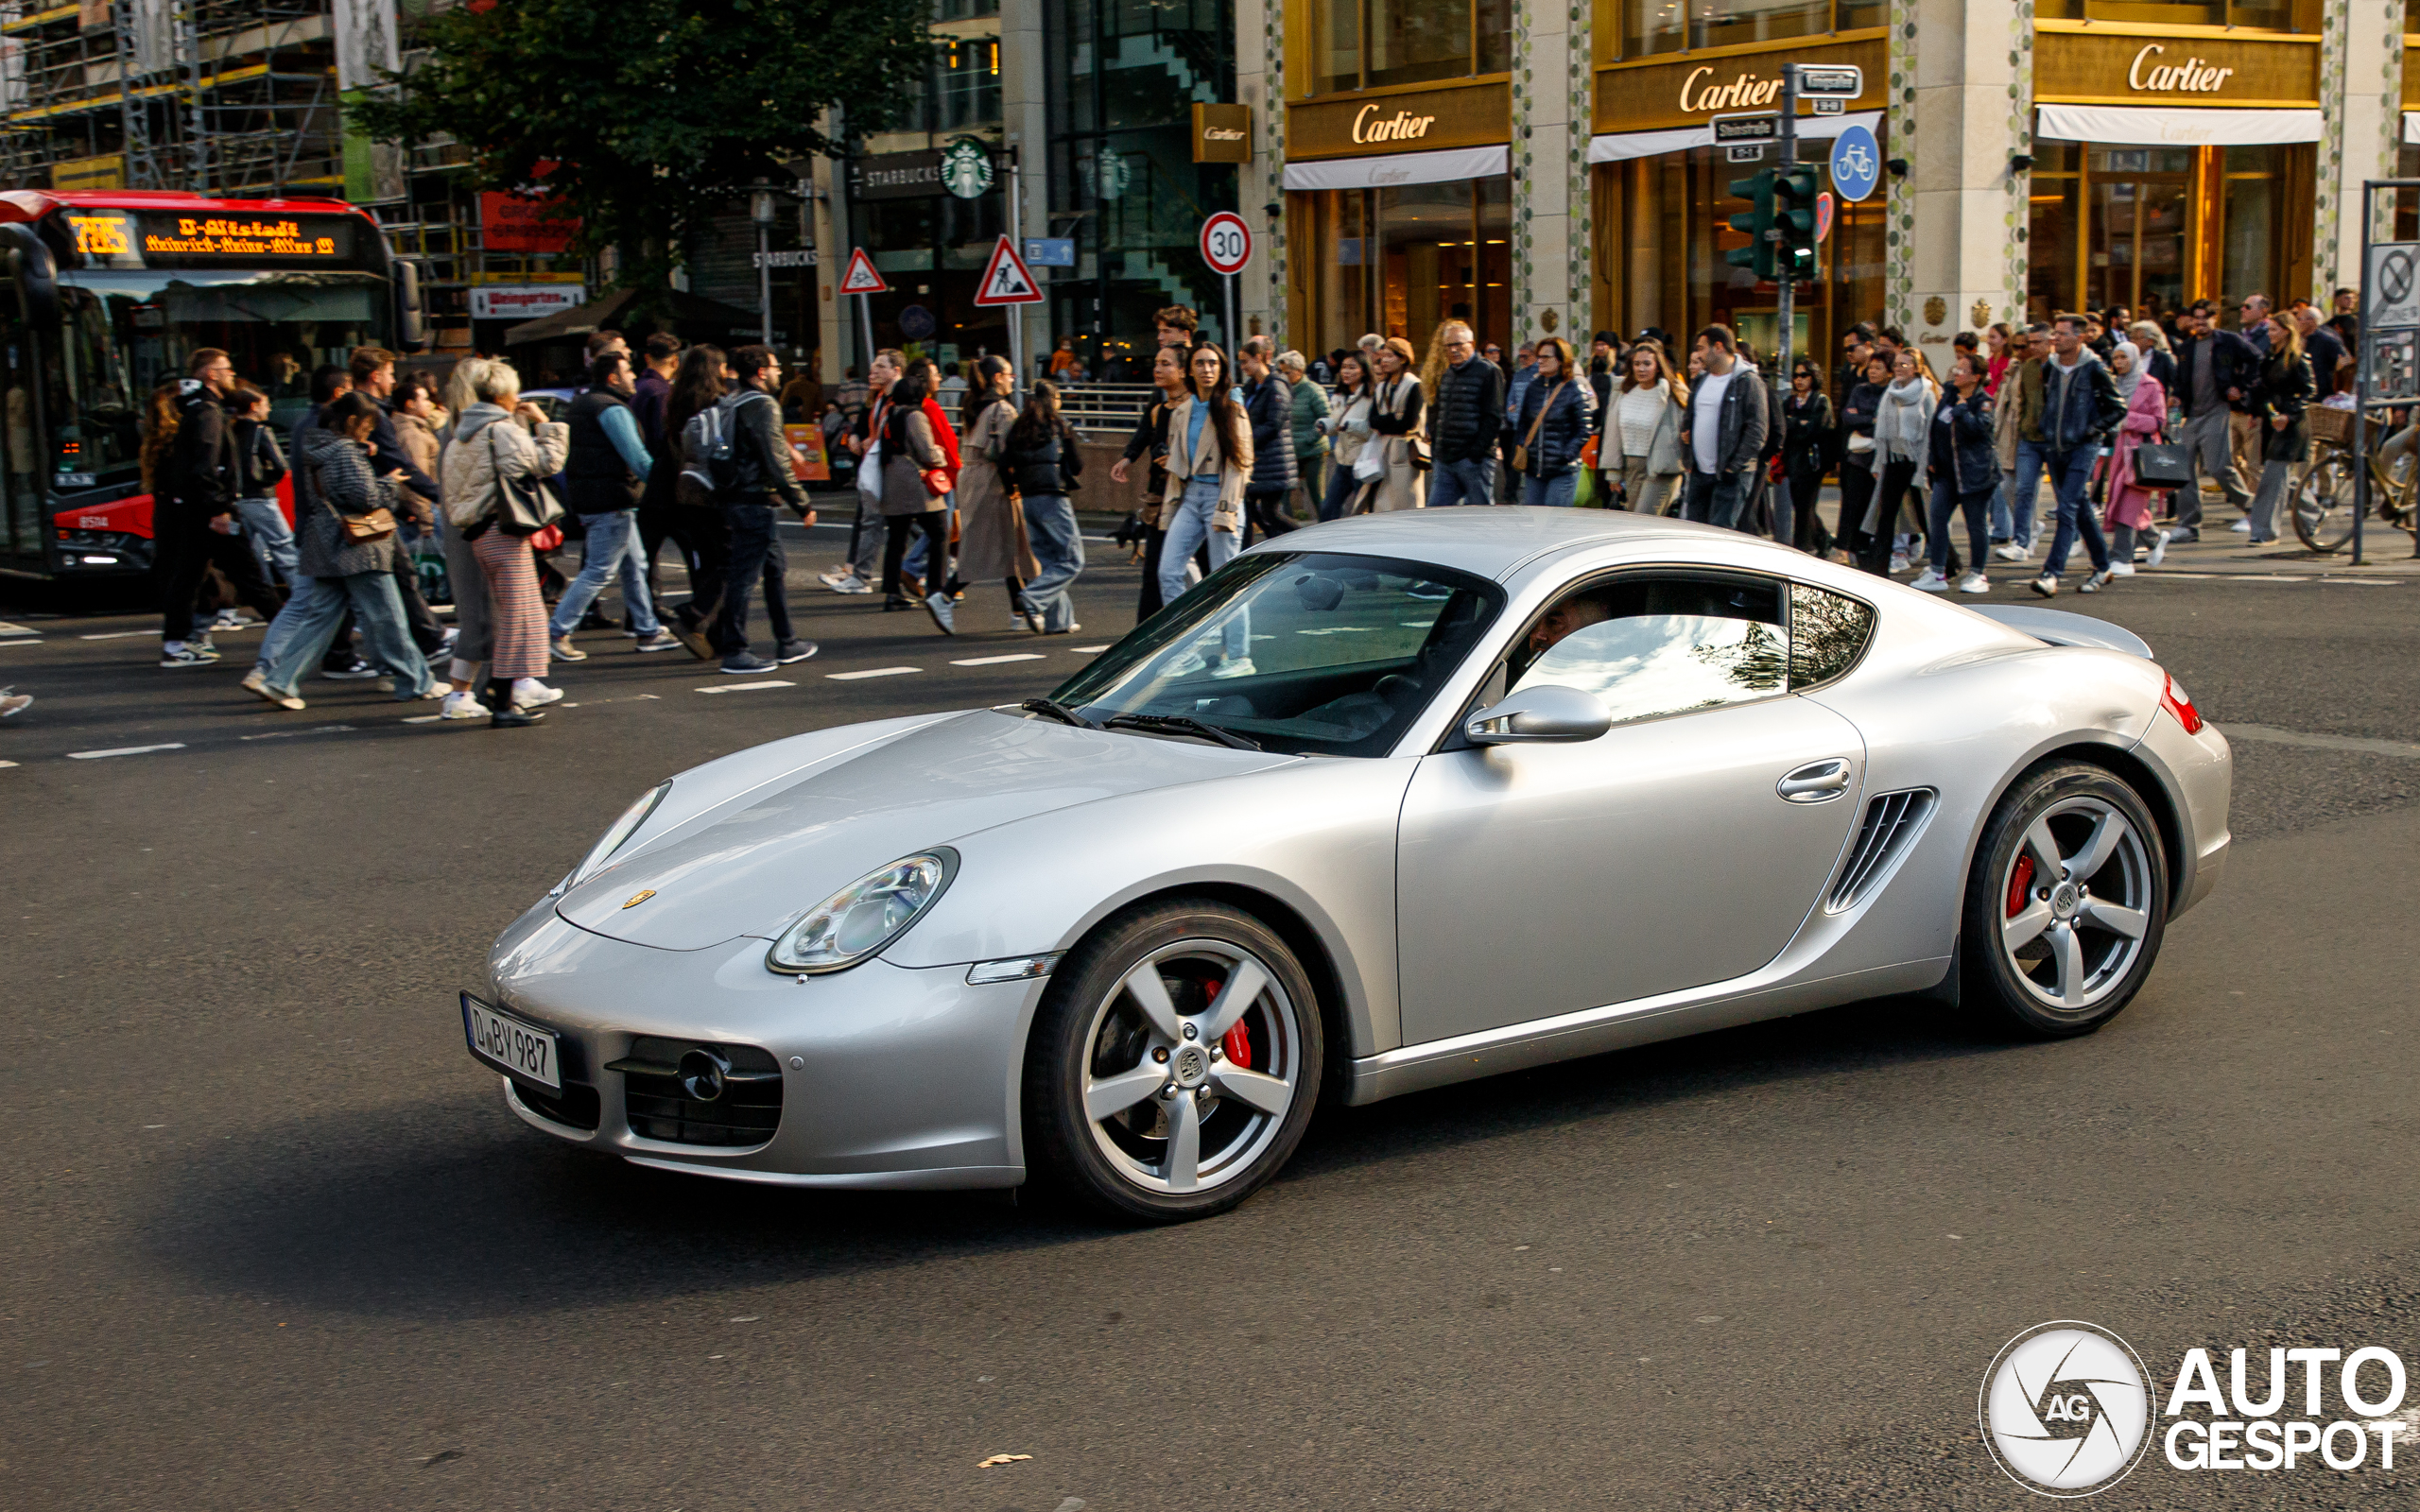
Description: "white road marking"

(826, 666), (922, 680)
(79, 630), (156, 641)
(0, 621), (33, 635)
(2317, 576), (2403, 585)
(2221, 723), (2420, 760)
(1066, 645), (1111, 653)
(66, 743), (187, 760)
(401, 714), (446, 724)
(0, 760), (18, 768)
(950, 653), (1046, 666)
(696, 680), (796, 694)
(238, 725), (356, 741)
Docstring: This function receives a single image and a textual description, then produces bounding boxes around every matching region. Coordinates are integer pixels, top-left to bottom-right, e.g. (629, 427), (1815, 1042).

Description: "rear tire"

(1962, 761), (2169, 1038)
(1022, 898), (1323, 1223)
(2291, 450), (2357, 553)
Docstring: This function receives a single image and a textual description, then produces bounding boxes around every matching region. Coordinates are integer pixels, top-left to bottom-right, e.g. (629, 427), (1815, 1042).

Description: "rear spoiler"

(1969, 604), (2152, 660)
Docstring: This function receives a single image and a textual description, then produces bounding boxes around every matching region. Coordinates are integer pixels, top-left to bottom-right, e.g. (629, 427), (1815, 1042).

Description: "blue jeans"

(1020, 493), (1084, 632)
(1521, 471), (1579, 507)
(1321, 460), (1365, 521)
(1159, 477), (1248, 662)
(549, 508), (659, 637)
(258, 571), (433, 698)
(1683, 470), (1752, 530)
(234, 496), (298, 583)
(1928, 477), (1993, 575)
(2006, 441), (2048, 550)
(1426, 455), (1496, 507)
(2039, 446), (2112, 576)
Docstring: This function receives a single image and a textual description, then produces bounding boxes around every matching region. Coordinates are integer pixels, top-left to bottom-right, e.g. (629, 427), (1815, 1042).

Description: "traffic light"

(1724, 167), (1774, 283)
(1773, 164), (1821, 284)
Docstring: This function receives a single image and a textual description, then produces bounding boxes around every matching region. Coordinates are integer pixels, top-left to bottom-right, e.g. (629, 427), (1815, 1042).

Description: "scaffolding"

(0, 0), (343, 196)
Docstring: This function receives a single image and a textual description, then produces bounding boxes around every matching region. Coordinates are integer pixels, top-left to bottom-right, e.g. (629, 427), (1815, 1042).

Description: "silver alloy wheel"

(1997, 795), (2153, 1012)
(1080, 936), (1303, 1194)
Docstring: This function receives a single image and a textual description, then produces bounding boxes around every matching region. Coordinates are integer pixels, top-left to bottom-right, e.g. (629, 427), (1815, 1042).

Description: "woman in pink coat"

(2100, 342), (2169, 575)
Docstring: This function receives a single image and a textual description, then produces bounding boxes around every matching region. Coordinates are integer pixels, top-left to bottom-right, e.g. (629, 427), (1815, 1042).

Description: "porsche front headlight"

(557, 781), (672, 893)
(767, 850), (958, 974)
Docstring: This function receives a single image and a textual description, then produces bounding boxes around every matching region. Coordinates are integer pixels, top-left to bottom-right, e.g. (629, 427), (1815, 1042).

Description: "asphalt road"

(6, 531), (2420, 1510)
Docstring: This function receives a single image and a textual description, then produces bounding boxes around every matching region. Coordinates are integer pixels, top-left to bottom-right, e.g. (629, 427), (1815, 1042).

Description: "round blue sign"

(1830, 125), (1881, 204)
(897, 304), (938, 340)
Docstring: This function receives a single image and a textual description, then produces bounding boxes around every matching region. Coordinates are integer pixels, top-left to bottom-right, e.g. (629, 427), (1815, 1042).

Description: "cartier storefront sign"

(1287, 79), (1510, 160)
(1594, 39), (1884, 136)
(2033, 27), (2318, 106)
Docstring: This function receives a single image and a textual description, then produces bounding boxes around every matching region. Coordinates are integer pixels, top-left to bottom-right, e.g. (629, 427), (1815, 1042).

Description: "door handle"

(1777, 758), (1853, 802)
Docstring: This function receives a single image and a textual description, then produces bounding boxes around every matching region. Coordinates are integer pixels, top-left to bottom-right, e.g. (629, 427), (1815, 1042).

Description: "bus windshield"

(50, 268), (391, 490)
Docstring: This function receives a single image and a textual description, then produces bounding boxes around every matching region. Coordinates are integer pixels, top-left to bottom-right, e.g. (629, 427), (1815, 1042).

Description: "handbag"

(488, 424), (564, 537)
(2132, 439), (2193, 490)
(1845, 432), (1876, 455)
(1511, 380), (1564, 474)
(308, 465), (396, 543)
(1352, 449), (1384, 482)
(527, 523), (564, 554)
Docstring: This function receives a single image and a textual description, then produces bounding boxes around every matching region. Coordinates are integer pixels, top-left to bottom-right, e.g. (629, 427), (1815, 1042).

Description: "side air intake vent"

(1826, 788), (1937, 913)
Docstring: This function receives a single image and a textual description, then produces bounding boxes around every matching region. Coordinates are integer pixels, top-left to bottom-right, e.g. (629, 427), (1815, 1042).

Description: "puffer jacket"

(1512, 374), (1598, 480)
(1242, 374), (1297, 491)
(439, 403), (571, 531)
(1289, 377), (1331, 459)
(294, 425), (399, 577)
(1431, 355), (1505, 464)
(1926, 388), (1998, 494)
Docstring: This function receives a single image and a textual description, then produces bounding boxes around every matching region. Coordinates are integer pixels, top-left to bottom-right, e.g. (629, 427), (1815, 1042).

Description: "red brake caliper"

(1203, 979), (1253, 1069)
(2007, 853), (2036, 918)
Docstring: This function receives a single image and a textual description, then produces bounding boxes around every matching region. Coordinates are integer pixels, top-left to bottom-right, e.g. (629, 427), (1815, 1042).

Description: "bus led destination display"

(141, 215), (350, 259)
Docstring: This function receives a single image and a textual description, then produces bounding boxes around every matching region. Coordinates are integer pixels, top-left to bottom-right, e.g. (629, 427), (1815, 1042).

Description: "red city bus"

(0, 190), (424, 582)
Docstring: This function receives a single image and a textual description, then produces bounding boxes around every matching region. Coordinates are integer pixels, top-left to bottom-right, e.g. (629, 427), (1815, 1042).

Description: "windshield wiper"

(1020, 697), (1100, 730)
(1101, 713), (1262, 751)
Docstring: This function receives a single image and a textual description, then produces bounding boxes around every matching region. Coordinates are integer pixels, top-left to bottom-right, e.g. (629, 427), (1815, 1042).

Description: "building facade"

(1247, 0), (2406, 370)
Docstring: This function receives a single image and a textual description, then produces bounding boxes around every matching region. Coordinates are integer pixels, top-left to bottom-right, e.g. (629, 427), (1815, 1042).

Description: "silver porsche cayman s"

(465, 508), (2230, 1222)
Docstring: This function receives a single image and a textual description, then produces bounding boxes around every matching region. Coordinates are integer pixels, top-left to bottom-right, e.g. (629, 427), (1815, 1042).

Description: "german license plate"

(461, 992), (561, 1090)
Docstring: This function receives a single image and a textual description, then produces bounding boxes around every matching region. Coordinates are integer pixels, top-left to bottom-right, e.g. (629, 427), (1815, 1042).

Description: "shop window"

(1307, 0), (1510, 93)
(1286, 178), (1510, 358)
(2034, 0), (2308, 26)
(1621, 0), (1865, 60)
(934, 38), (1001, 130)
(2221, 146), (2279, 308)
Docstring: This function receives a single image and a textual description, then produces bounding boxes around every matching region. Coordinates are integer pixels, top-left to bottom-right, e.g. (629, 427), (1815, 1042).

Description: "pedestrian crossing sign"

(972, 235), (1045, 306)
(838, 248), (888, 296)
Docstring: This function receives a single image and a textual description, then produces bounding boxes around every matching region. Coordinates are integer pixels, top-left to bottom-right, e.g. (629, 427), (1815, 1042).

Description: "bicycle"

(2291, 404), (2419, 552)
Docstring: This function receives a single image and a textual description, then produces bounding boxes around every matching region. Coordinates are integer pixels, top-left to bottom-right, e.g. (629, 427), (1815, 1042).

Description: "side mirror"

(1463, 684), (1612, 746)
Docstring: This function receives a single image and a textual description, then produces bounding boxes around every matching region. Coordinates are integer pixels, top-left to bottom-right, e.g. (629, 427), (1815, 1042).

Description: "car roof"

(1255, 507), (1809, 583)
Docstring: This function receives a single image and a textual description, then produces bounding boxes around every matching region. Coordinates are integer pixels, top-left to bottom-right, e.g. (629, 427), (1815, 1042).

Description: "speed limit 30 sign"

(1201, 212), (1252, 276)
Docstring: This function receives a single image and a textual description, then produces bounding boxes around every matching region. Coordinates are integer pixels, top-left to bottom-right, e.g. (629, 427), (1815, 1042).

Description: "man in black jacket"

(1237, 335), (1298, 540)
(547, 351), (675, 656)
(710, 344), (817, 675)
(2027, 315), (2124, 595)
(1426, 320), (1503, 507)
(157, 348), (285, 666)
(2169, 299), (2257, 541)
(1679, 325), (1770, 532)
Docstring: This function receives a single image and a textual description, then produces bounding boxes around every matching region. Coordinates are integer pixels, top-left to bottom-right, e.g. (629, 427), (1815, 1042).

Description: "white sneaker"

(1888, 552), (1910, 575)
(2230, 517), (2252, 533)
(2029, 574), (2058, 598)
(512, 678), (564, 710)
(1910, 569), (1950, 593)
(2146, 529), (2169, 568)
(208, 610), (244, 632)
(1958, 572), (1990, 594)
(817, 565), (855, 588)
(2079, 569), (2115, 593)
(2109, 561), (2135, 576)
(923, 591), (956, 635)
(1165, 648), (1210, 677)
(440, 691), (488, 720)
(1992, 542), (2029, 563)
(1209, 657), (1258, 679)
(830, 575), (873, 594)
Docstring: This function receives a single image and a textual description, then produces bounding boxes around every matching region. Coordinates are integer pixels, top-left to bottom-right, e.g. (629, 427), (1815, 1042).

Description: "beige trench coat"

(955, 399), (1040, 581)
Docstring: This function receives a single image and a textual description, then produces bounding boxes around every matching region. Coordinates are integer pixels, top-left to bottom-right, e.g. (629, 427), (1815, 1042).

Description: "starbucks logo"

(941, 137), (994, 200)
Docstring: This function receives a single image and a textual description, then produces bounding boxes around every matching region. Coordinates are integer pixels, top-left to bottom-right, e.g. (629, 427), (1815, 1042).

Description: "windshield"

(1051, 551), (1505, 757)
(48, 269), (389, 489)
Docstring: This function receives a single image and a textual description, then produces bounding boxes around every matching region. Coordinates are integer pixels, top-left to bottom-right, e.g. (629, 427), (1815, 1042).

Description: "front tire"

(1023, 899), (1323, 1222)
(1962, 761), (2169, 1038)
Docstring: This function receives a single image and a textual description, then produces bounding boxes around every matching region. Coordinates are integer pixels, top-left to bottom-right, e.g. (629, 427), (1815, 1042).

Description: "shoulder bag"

(488, 422), (565, 537)
(1511, 381), (1566, 474)
(307, 463), (396, 543)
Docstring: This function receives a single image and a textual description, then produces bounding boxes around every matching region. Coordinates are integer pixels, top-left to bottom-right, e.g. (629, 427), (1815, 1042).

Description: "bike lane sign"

(1830, 125), (1880, 204)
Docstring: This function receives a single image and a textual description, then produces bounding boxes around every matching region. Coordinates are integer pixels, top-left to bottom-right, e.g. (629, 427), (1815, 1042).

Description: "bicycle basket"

(2308, 405), (2355, 446)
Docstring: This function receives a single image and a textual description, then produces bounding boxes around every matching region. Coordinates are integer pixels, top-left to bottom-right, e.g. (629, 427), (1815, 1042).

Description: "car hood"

(555, 709), (1291, 950)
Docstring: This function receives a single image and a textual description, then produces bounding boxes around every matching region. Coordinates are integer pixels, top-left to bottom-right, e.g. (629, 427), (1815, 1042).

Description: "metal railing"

(1051, 382), (1156, 438)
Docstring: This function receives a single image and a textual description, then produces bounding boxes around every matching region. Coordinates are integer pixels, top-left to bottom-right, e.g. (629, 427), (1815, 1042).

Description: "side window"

(1789, 582), (1876, 690)
(1512, 573), (1789, 726)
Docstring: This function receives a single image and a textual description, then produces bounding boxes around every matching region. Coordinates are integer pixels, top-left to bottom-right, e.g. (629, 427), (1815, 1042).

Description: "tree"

(357, 0), (930, 291)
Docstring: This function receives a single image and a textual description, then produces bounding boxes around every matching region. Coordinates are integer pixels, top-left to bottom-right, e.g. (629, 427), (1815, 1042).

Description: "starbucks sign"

(941, 137), (994, 199)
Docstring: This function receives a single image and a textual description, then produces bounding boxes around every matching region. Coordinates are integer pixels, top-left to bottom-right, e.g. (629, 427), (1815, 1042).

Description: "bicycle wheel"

(2292, 446), (2358, 553)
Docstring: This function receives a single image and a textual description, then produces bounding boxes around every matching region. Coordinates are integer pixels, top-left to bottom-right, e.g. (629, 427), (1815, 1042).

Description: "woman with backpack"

(952, 354), (1041, 632)
(660, 345), (733, 657)
(228, 382), (296, 585)
(1002, 379), (1086, 634)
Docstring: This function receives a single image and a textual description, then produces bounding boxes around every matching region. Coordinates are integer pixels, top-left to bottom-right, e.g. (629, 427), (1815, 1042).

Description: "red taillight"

(2161, 673), (2204, 735)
